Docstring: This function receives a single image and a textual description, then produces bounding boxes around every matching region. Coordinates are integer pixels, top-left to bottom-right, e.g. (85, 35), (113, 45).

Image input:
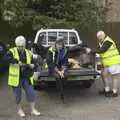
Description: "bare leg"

(12, 87), (25, 117)
(101, 69), (110, 92)
(112, 73), (120, 96)
(22, 79), (40, 116)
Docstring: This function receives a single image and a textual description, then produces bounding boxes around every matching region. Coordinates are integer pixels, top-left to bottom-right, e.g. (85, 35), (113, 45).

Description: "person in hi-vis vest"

(46, 36), (68, 102)
(5, 36), (40, 117)
(86, 31), (120, 97)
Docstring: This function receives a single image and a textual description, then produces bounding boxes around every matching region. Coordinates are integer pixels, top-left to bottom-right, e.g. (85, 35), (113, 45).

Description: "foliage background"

(0, 0), (107, 46)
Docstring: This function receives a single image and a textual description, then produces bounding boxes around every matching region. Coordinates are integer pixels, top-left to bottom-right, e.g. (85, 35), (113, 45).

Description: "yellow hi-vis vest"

(8, 47), (34, 87)
(44, 47), (55, 69)
(99, 36), (120, 67)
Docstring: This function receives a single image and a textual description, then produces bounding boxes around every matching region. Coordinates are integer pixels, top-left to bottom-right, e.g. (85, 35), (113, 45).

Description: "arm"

(3, 51), (18, 64)
(68, 43), (86, 52)
(46, 51), (55, 70)
(92, 41), (112, 54)
(61, 50), (68, 71)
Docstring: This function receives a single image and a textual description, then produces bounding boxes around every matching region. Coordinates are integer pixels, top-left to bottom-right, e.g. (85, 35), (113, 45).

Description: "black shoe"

(59, 93), (65, 103)
(111, 92), (118, 97)
(105, 91), (111, 97)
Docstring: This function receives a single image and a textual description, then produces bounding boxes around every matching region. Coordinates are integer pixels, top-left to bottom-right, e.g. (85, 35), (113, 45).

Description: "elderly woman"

(4, 36), (40, 117)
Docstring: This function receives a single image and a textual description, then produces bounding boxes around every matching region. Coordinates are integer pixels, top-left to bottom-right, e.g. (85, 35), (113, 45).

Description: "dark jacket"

(92, 41), (112, 54)
(32, 43), (49, 59)
(67, 43), (86, 52)
(46, 47), (68, 72)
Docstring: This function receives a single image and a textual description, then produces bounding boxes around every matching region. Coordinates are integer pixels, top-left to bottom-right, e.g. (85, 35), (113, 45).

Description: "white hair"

(15, 36), (26, 47)
(97, 31), (105, 40)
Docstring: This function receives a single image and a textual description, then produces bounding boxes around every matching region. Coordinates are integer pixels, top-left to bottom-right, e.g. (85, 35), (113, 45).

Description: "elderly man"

(86, 31), (120, 97)
(4, 36), (40, 117)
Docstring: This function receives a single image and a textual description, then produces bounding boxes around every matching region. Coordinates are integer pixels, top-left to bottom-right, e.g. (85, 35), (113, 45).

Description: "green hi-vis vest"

(99, 36), (120, 67)
(43, 47), (55, 69)
(8, 47), (34, 87)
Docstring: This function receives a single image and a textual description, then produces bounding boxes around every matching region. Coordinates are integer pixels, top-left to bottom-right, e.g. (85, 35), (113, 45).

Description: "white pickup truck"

(32, 29), (100, 88)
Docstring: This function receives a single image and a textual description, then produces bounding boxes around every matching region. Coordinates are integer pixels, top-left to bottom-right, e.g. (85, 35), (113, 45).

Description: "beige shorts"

(104, 64), (120, 75)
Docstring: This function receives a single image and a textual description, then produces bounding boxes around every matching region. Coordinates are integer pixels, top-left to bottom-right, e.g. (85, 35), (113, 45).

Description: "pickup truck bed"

(39, 68), (99, 77)
(34, 68), (100, 89)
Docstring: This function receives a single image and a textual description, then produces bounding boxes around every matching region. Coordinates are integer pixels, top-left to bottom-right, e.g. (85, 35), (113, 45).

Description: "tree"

(0, 0), (107, 31)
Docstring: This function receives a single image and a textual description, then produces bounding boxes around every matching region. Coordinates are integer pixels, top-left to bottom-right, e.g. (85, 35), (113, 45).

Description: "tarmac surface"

(0, 74), (120, 120)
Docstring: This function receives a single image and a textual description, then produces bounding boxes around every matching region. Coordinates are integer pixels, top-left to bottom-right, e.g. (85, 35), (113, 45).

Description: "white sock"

(30, 102), (35, 111)
(105, 86), (110, 92)
(112, 89), (117, 94)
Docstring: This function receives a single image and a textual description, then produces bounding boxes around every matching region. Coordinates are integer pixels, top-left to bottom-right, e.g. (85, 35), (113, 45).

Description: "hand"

(57, 70), (61, 76)
(60, 70), (64, 78)
(61, 72), (64, 78)
(19, 62), (23, 66)
(61, 70), (64, 75)
(29, 64), (35, 69)
(32, 54), (38, 59)
(85, 48), (91, 54)
(57, 71), (64, 78)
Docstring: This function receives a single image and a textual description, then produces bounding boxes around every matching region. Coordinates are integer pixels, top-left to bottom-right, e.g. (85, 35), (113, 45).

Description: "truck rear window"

(58, 32), (68, 44)
(69, 32), (78, 44)
(37, 31), (78, 46)
(48, 32), (57, 45)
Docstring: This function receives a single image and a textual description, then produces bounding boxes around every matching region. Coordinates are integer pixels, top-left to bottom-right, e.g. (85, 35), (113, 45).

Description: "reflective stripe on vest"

(49, 47), (55, 61)
(99, 36), (120, 67)
(8, 47), (34, 86)
(43, 47), (55, 69)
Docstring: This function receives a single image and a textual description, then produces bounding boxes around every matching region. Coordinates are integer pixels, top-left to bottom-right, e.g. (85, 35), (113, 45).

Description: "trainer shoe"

(105, 91), (111, 97)
(112, 92), (118, 97)
(31, 109), (41, 116)
(18, 109), (25, 117)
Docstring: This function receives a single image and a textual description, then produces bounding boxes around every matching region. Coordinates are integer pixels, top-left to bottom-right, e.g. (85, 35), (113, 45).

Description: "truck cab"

(32, 29), (99, 88)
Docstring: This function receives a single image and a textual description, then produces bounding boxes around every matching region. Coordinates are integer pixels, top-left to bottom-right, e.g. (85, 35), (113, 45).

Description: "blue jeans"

(12, 78), (35, 104)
